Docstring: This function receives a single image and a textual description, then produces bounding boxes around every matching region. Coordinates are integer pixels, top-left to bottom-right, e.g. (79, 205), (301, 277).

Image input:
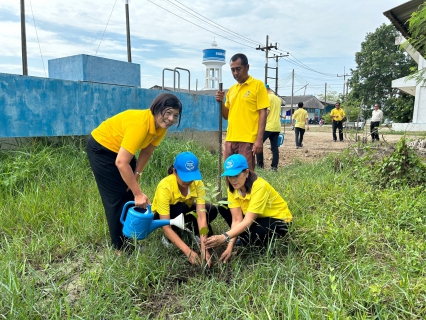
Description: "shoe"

(340, 140), (344, 142)
(300, 143), (303, 147)
(270, 167), (278, 172)
(296, 146), (299, 149)
(333, 140), (337, 142)
(161, 235), (174, 248)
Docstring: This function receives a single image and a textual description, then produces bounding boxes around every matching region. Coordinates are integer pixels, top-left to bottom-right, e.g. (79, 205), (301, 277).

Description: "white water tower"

(202, 41), (226, 90)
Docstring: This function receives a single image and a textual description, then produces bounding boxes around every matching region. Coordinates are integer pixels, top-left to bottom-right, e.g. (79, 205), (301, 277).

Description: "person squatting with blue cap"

(204, 154), (292, 263)
(151, 151), (227, 266)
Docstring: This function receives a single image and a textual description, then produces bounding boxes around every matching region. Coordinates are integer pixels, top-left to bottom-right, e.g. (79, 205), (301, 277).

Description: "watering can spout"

(149, 213), (185, 234)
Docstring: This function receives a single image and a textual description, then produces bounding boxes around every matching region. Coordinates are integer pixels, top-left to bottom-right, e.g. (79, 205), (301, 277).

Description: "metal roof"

(383, 0), (424, 38)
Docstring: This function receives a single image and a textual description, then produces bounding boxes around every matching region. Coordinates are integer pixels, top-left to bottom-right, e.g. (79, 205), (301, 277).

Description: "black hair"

(150, 93), (183, 127)
(227, 169), (258, 193)
(230, 53), (248, 66)
(167, 164), (174, 175)
(298, 102), (304, 108)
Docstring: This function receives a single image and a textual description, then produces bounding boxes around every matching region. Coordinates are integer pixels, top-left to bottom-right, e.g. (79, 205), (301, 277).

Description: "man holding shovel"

(215, 53), (269, 171)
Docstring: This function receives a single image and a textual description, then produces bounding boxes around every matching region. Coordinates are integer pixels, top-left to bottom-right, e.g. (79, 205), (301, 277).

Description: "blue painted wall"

(0, 73), (225, 138)
(48, 54), (141, 87)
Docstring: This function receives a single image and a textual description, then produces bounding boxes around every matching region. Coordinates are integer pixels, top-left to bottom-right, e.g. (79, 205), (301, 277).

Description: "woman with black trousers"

(86, 93), (182, 255)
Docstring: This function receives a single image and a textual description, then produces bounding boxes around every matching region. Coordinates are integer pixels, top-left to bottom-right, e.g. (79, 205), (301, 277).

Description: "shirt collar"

(237, 75), (253, 87)
(148, 112), (165, 136)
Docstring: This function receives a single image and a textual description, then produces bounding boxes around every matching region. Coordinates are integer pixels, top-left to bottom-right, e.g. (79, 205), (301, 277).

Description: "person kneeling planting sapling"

(204, 154), (292, 263)
(151, 151), (227, 266)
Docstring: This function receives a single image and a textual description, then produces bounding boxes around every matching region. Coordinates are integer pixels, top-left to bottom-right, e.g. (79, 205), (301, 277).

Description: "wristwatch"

(223, 232), (231, 243)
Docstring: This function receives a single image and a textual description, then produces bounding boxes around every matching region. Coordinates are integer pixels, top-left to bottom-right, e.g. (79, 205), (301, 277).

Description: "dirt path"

(243, 125), (409, 169)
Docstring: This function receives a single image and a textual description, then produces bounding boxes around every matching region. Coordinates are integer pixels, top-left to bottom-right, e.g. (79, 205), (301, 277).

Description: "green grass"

(0, 137), (425, 319)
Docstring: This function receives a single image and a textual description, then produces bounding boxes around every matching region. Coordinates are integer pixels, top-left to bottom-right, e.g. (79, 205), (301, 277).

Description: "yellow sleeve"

(195, 180), (206, 205)
(227, 189), (239, 209)
(246, 183), (268, 214)
(154, 185), (173, 216)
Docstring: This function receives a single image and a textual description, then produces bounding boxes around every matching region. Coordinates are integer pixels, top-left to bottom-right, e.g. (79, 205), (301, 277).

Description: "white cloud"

(0, 0), (405, 95)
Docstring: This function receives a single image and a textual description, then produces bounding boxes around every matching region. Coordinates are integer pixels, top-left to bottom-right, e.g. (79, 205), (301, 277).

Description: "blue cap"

(221, 154), (248, 177)
(265, 84), (269, 89)
(173, 152), (202, 182)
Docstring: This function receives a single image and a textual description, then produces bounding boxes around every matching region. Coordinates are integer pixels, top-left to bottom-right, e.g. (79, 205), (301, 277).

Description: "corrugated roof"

(280, 95), (325, 109)
(383, 0), (424, 38)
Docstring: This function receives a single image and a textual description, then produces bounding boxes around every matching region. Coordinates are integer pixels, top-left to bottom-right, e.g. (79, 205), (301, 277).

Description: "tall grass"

(0, 137), (425, 319)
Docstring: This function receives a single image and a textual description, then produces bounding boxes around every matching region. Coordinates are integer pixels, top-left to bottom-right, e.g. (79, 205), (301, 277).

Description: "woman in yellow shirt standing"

(205, 154), (292, 263)
(151, 152), (222, 266)
(86, 93), (182, 254)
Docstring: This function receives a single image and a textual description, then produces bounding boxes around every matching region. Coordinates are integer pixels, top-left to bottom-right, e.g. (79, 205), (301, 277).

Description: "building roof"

(383, 0), (424, 38)
(280, 95), (325, 109)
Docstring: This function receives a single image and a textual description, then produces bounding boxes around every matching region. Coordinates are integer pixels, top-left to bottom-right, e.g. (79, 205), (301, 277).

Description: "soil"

(254, 125), (407, 169)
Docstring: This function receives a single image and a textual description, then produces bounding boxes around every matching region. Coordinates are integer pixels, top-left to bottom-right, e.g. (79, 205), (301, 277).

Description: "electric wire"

(96, 0), (118, 56)
(146, 0), (254, 49)
(29, 0), (46, 77)
(164, 0), (261, 46)
(149, 0), (342, 79)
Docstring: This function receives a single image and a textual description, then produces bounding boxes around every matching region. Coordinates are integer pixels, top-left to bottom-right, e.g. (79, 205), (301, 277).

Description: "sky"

(0, 0), (406, 97)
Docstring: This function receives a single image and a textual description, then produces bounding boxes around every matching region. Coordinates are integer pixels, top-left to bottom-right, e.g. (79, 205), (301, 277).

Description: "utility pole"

(337, 66), (350, 96)
(302, 83), (309, 95)
(20, 0), (28, 75)
(256, 35), (288, 95)
(324, 83), (327, 106)
(125, 0), (132, 62)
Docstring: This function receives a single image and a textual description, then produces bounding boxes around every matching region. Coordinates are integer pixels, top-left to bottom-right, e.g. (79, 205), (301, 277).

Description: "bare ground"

(227, 125), (414, 169)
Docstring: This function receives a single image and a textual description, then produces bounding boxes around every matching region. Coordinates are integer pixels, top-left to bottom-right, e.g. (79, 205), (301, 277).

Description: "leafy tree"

(405, 1), (426, 86)
(407, 1), (426, 58)
(317, 90), (340, 103)
(348, 24), (416, 122)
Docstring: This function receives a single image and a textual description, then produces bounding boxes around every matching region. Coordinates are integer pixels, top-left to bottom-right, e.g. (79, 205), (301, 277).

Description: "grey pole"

(217, 83), (224, 199)
(125, 0), (132, 62)
(20, 0), (28, 75)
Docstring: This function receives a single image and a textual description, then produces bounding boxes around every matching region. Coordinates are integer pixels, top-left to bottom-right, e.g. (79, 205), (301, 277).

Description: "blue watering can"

(120, 201), (185, 240)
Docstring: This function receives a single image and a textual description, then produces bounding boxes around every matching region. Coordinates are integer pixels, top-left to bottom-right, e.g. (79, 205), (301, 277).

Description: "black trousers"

(256, 131), (279, 169)
(332, 121), (344, 141)
(86, 135), (136, 250)
(370, 121), (380, 141)
(294, 127), (305, 147)
(219, 206), (289, 247)
(154, 202), (222, 236)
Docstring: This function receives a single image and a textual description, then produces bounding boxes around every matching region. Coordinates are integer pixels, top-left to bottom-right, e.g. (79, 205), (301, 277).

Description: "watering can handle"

(120, 201), (152, 225)
(120, 201), (135, 225)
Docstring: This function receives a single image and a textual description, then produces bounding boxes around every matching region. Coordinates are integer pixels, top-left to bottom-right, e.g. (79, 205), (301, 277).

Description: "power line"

(29, 0), (46, 77)
(165, 0), (261, 46)
(96, 0), (118, 56)
(146, 0), (254, 48)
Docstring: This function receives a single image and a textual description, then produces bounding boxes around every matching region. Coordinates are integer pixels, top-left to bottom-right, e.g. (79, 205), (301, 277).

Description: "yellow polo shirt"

(265, 93), (282, 132)
(225, 76), (269, 143)
(91, 109), (167, 154)
(330, 108), (345, 121)
(151, 174), (206, 216)
(227, 177), (292, 222)
(292, 108), (308, 129)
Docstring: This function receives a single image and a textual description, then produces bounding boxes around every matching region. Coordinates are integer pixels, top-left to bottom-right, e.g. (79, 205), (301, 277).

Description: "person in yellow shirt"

(256, 84), (283, 171)
(330, 102), (346, 142)
(86, 93), (182, 254)
(151, 152), (223, 266)
(215, 53), (269, 171)
(291, 102), (309, 149)
(204, 154), (292, 263)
